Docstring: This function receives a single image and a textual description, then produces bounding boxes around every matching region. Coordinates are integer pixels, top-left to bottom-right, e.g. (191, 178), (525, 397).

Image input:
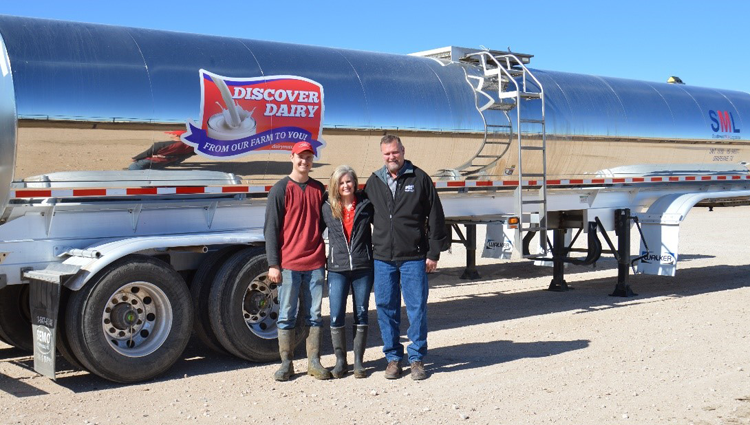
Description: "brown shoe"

(410, 361), (427, 381)
(384, 360), (402, 379)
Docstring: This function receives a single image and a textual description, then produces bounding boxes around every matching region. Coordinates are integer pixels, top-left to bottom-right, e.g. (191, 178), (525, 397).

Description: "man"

(128, 130), (195, 170)
(364, 134), (447, 380)
(265, 141), (331, 381)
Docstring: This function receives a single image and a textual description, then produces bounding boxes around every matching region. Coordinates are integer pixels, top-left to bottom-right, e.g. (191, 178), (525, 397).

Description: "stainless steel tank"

(0, 15), (748, 210)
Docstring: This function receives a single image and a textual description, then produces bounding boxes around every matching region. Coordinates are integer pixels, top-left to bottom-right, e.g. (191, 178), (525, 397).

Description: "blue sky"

(2, 0), (749, 93)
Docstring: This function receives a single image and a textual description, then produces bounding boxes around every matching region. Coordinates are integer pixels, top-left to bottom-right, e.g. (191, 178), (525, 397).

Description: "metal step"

(488, 103), (516, 111)
(520, 146), (545, 151)
(484, 67), (524, 77)
(498, 91), (541, 100)
(520, 119), (545, 124)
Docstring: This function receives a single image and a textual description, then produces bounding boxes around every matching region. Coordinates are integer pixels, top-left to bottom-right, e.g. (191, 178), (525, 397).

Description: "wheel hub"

(244, 290), (270, 315)
(109, 303), (139, 329)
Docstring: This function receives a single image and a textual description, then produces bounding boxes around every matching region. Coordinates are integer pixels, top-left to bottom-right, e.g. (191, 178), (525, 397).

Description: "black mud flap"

(26, 264), (79, 379)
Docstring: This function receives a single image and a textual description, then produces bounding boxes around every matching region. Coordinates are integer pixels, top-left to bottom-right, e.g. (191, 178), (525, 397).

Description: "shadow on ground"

(0, 259), (745, 392)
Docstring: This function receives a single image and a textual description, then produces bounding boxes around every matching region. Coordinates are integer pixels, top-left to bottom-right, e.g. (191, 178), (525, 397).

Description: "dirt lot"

(0, 206), (749, 424)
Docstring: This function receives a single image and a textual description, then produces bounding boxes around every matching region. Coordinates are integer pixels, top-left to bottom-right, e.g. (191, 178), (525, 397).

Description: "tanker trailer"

(0, 16), (749, 382)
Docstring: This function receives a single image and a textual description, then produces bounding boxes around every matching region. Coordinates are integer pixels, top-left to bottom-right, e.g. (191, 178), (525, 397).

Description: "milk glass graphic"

(207, 76), (257, 140)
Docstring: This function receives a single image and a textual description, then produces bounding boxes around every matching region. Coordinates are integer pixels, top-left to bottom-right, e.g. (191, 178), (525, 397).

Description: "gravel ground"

(0, 206), (749, 424)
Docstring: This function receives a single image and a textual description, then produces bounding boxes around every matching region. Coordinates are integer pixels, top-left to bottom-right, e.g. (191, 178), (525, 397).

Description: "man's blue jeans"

(277, 267), (325, 330)
(328, 268), (374, 328)
(373, 259), (429, 363)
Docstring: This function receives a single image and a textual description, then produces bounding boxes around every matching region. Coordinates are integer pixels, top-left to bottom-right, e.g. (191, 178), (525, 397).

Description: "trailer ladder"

(463, 51), (549, 256)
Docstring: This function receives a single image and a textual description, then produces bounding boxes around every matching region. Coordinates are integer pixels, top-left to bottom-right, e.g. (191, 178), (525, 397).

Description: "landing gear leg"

(452, 224), (480, 280)
(548, 229), (570, 292)
(611, 209), (637, 297)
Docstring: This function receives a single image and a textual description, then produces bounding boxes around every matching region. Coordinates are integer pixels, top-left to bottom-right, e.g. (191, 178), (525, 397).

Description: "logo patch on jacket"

(404, 184), (415, 192)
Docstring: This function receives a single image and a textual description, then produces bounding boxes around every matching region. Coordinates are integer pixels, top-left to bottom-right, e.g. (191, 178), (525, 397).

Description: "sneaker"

(384, 360), (402, 379)
(410, 361), (427, 381)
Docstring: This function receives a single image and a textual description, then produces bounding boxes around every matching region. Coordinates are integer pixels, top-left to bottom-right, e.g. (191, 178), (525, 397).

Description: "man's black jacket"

(364, 160), (448, 262)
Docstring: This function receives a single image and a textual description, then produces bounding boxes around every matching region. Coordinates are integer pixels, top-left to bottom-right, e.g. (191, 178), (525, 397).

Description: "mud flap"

(29, 279), (60, 379)
(635, 213), (681, 276)
(482, 222), (514, 260)
(25, 264), (79, 379)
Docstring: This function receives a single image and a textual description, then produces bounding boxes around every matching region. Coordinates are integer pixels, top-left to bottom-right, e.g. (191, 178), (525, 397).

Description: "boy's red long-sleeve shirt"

(264, 176), (326, 271)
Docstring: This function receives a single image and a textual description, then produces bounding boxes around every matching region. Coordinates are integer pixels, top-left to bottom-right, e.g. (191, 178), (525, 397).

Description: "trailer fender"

(60, 231), (264, 291)
(636, 189), (750, 276)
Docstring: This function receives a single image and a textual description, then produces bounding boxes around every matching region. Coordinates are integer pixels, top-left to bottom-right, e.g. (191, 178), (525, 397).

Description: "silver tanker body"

(0, 16), (749, 210)
(0, 16), (749, 383)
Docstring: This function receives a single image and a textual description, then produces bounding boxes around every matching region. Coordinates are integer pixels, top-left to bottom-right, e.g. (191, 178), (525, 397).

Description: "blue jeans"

(373, 259), (429, 363)
(328, 268), (374, 328)
(277, 268), (326, 330)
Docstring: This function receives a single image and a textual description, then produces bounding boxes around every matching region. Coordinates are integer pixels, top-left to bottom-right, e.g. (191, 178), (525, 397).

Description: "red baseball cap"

(165, 130), (187, 136)
(291, 141), (314, 155)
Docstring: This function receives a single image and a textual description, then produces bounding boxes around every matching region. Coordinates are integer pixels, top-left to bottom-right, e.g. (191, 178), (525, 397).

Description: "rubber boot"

(274, 328), (295, 381)
(353, 324), (368, 378)
(306, 326), (332, 380)
(330, 326), (348, 378)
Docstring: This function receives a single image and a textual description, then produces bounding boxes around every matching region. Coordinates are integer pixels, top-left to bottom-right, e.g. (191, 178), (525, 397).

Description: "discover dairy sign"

(183, 70), (326, 159)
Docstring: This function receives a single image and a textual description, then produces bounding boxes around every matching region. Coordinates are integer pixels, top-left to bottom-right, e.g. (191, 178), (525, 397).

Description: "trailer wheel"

(190, 247), (241, 354)
(0, 285), (33, 351)
(208, 247), (303, 362)
(65, 255), (193, 383)
(55, 288), (85, 370)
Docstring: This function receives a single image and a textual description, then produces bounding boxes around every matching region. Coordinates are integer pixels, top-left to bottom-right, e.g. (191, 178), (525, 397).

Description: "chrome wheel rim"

(101, 282), (172, 357)
(241, 272), (279, 340)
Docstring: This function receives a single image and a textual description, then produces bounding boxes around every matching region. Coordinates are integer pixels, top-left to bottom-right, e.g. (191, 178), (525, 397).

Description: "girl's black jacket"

(321, 191), (374, 272)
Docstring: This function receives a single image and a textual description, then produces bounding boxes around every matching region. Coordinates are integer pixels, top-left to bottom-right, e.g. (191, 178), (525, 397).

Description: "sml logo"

(708, 110), (740, 139)
(640, 250), (676, 265)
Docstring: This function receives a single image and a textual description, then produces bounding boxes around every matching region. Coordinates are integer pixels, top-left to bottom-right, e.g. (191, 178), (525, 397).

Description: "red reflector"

(127, 188), (158, 195)
(222, 186), (249, 193)
(73, 189), (107, 197)
(15, 190), (51, 198)
(176, 187), (205, 194)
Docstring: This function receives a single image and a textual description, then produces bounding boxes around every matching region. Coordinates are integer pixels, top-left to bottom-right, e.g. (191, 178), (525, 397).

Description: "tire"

(64, 255), (193, 383)
(55, 288), (85, 370)
(0, 284), (33, 352)
(189, 247), (241, 354)
(208, 247), (304, 362)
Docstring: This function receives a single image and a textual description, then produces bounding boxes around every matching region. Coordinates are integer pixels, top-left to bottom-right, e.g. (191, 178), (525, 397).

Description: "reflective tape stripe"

(7, 174), (750, 199)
